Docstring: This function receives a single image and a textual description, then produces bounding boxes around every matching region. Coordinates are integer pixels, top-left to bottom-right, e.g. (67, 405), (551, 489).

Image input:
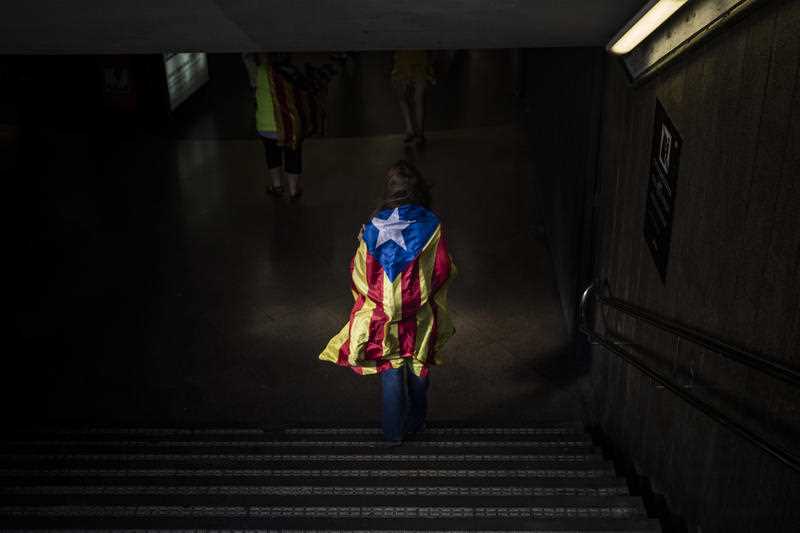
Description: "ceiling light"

(608, 0), (689, 55)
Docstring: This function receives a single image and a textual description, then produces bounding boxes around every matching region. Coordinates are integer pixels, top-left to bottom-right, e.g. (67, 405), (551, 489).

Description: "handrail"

(579, 281), (800, 473)
(601, 294), (800, 388)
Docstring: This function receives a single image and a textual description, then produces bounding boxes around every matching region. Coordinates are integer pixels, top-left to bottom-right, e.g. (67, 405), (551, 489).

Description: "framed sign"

(644, 99), (682, 283)
(163, 52), (210, 110)
(103, 66), (131, 94)
(100, 57), (137, 113)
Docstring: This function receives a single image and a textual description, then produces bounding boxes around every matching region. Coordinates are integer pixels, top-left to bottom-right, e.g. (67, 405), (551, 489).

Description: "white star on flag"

(372, 208), (415, 251)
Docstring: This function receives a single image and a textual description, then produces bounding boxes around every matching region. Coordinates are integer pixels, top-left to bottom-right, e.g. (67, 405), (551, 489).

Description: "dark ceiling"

(1, 0), (647, 53)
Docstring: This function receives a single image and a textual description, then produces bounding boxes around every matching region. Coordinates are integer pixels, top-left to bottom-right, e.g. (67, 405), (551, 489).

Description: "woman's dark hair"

(375, 160), (431, 214)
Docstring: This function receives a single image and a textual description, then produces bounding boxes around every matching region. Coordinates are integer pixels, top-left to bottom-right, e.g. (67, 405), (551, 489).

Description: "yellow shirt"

(255, 65), (277, 132)
(391, 50), (434, 82)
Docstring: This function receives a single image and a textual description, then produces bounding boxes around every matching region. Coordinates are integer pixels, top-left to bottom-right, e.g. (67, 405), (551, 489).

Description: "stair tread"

(0, 476), (629, 488)
(0, 461), (616, 472)
(0, 501), (647, 521)
(0, 450), (603, 468)
(0, 423), (656, 532)
(0, 440), (599, 454)
(4, 422), (585, 436)
(282, 428), (585, 436)
(1, 434), (589, 445)
(0, 483), (631, 496)
(0, 517), (662, 532)
(1, 494), (645, 508)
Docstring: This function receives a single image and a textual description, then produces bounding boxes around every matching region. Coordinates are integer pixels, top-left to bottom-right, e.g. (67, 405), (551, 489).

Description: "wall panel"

(590, 0), (800, 529)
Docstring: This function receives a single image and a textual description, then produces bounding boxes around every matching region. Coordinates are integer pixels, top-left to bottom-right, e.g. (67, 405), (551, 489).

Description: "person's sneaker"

(288, 187), (303, 203)
(381, 439), (403, 448)
(266, 184), (284, 198)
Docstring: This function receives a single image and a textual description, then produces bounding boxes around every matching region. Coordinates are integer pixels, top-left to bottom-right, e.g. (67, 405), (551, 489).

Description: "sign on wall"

(644, 99), (682, 283)
(163, 53), (210, 111)
(100, 57), (137, 113)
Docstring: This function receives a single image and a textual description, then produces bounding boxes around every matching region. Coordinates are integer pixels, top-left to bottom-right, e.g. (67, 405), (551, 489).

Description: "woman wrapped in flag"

(319, 160), (456, 444)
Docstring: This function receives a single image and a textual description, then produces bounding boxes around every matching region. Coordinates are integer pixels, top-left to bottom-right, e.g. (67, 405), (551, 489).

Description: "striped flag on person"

(319, 204), (456, 376)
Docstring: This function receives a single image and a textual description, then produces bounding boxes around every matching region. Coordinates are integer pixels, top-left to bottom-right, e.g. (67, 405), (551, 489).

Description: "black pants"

(261, 137), (302, 175)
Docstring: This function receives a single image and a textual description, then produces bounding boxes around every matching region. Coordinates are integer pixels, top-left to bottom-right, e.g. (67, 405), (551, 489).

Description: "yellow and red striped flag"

(319, 205), (456, 376)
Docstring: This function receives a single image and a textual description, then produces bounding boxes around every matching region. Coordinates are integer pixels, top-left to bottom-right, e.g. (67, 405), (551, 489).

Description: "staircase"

(0, 422), (660, 531)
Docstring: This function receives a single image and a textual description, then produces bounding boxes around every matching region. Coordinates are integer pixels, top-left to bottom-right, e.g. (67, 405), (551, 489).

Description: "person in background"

(243, 52), (305, 201)
(391, 50), (435, 147)
(319, 160), (456, 445)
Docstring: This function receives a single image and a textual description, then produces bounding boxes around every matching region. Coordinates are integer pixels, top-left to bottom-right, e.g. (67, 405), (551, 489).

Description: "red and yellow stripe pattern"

(319, 223), (456, 377)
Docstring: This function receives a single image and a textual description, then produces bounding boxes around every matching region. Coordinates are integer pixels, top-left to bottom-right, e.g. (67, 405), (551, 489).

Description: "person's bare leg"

(286, 144), (303, 199)
(268, 167), (283, 189)
(413, 81), (426, 145)
(287, 172), (301, 197)
(395, 83), (415, 141)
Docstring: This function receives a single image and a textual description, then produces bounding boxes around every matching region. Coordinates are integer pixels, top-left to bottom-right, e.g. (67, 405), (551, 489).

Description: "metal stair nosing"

(0, 442), (602, 456)
(0, 482), (634, 502)
(4, 422), (585, 438)
(0, 433), (594, 447)
(0, 453), (608, 469)
(0, 497), (650, 521)
(0, 517), (663, 532)
(0, 476), (631, 492)
(0, 494), (648, 515)
(0, 462), (618, 481)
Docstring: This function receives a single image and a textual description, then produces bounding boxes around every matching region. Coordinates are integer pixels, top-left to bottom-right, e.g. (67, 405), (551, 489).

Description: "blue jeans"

(380, 361), (429, 441)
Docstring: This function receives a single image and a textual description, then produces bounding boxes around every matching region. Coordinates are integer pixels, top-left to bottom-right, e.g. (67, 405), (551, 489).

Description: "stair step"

(0, 463), (617, 480)
(0, 423), (656, 532)
(0, 476), (628, 489)
(0, 440), (596, 451)
(0, 435), (596, 447)
(2, 461), (610, 477)
(1, 434), (589, 448)
(4, 422), (584, 438)
(4, 428), (269, 437)
(1, 456), (612, 474)
(282, 427), (584, 436)
(0, 452), (604, 465)
(0, 517), (662, 531)
(0, 495), (645, 517)
(0, 487), (644, 510)
(0, 482), (631, 497)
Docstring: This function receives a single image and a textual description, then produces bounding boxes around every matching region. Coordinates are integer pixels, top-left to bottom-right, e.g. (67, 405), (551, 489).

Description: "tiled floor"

(149, 126), (580, 425)
(8, 52), (585, 426)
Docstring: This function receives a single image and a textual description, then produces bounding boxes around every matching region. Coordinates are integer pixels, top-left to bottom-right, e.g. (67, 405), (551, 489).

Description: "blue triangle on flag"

(363, 205), (440, 281)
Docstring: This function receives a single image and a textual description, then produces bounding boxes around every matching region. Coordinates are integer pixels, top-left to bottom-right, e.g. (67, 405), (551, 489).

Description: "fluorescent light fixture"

(608, 0), (689, 55)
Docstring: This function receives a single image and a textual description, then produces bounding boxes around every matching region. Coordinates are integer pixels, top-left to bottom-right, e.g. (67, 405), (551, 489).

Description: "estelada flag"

(319, 204), (456, 377)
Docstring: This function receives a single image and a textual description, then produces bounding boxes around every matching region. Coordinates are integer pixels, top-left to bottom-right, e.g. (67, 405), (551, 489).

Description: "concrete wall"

(522, 47), (604, 340)
(588, 0), (800, 530)
(3, 50), (525, 426)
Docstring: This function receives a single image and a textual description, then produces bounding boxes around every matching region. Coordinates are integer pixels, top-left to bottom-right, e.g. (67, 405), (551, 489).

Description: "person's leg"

(412, 81), (426, 145)
(394, 81), (415, 142)
(404, 363), (429, 434)
(380, 366), (405, 443)
(284, 142), (303, 198)
(261, 137), (283, 194)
